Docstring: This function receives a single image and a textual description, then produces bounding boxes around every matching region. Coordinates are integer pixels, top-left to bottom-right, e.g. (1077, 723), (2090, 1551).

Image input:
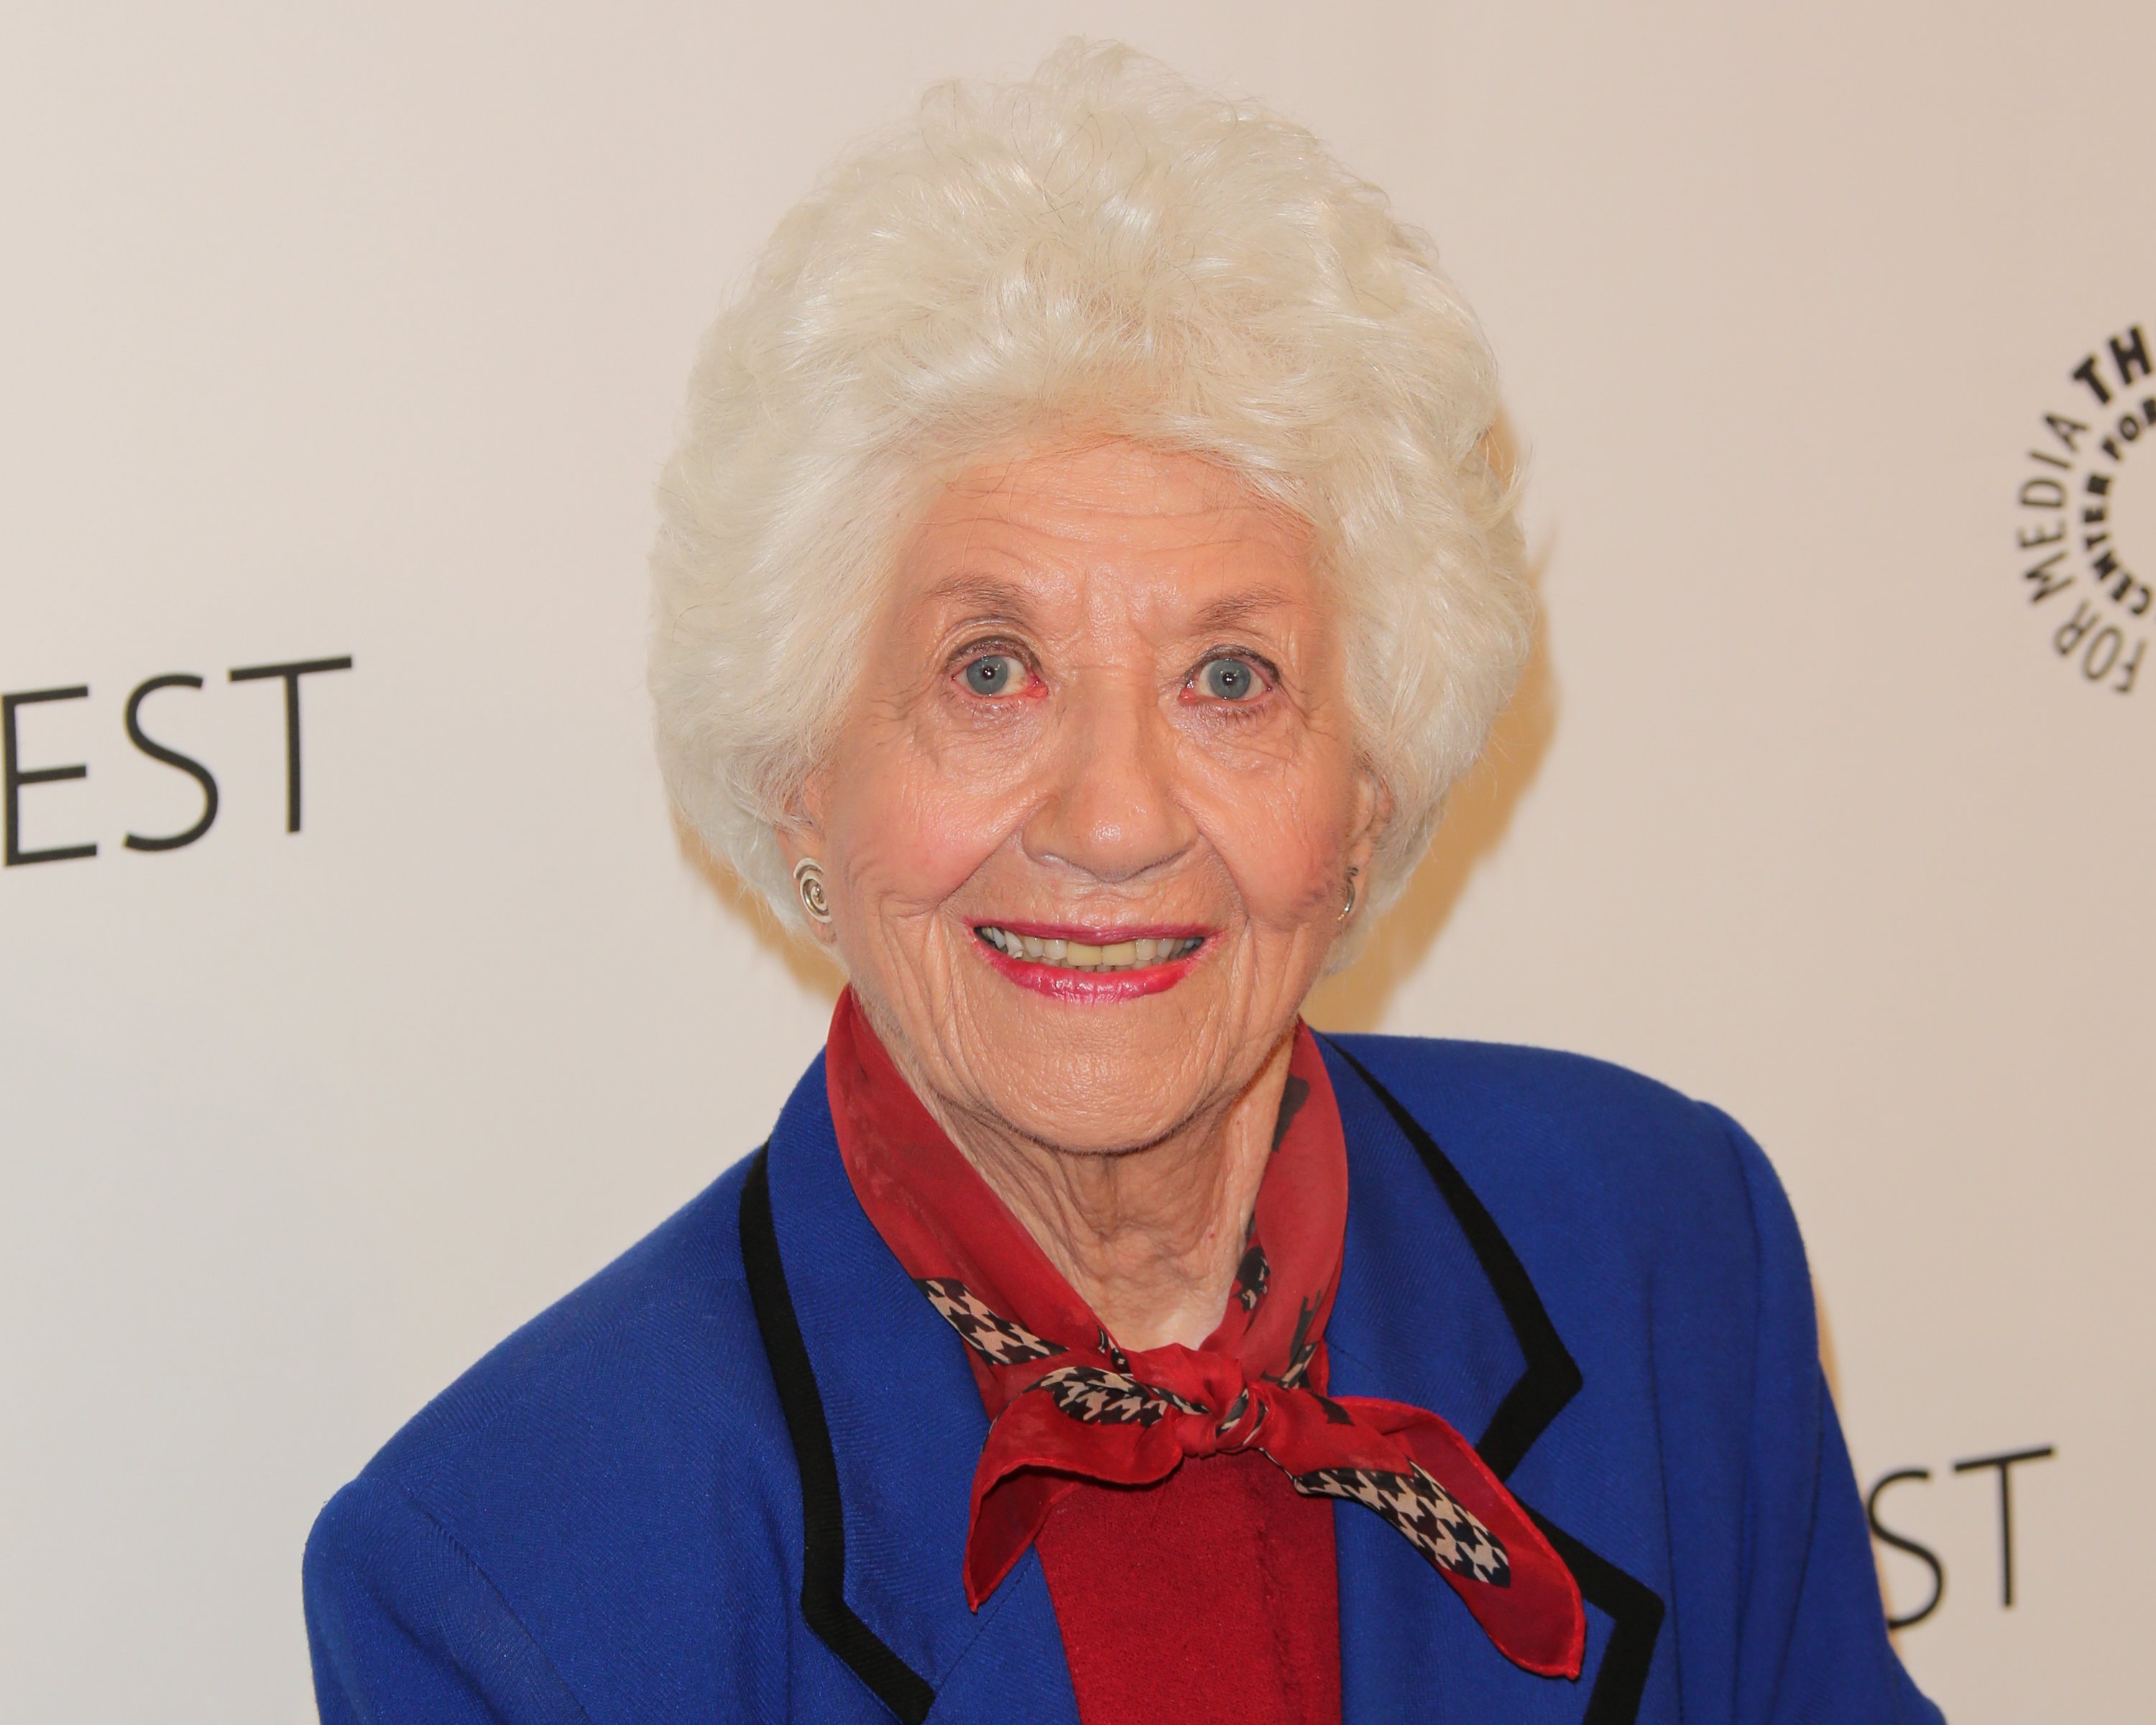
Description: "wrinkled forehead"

(892, 441), (1322, 639)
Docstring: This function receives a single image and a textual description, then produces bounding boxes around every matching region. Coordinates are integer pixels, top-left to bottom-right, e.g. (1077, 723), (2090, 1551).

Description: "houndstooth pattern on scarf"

(916, 1277), (1066, 1366)
(1033, 1364), (1212, 1427)
(1290, 1463), (1512, 1586)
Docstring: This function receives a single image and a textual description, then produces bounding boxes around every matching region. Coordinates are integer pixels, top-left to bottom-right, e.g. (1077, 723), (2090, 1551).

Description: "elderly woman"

(304, 44), (1938, 1725)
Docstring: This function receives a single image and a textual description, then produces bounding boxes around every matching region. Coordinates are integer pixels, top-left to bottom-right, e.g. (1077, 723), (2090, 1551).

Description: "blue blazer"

(304, 1034), (1942, 1724)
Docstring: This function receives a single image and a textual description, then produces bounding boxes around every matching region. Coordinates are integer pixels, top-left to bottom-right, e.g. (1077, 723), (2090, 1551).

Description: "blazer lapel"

(750, 1054), (1079, 1725)
(1320, 1037), (1658, 1725)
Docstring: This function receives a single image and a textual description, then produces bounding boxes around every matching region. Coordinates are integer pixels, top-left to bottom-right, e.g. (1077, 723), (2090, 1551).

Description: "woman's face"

(793, 441), (1386, 1155)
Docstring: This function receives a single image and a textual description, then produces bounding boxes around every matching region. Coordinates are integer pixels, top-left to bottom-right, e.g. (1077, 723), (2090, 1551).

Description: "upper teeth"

(977, 927), (1203, 970)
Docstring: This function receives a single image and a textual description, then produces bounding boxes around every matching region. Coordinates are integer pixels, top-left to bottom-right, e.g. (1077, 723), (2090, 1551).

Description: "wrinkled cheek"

(826, 743), (1026, 922)
(1200, 776), (1354, 936)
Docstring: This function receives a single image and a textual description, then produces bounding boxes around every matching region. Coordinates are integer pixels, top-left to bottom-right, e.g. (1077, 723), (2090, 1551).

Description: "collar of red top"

(824, 990), (1585, 1680)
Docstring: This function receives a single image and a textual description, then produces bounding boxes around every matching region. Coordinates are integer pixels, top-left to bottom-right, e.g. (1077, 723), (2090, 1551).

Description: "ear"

(773, 758), (833, 866)
(1344, 760), (1393, 878)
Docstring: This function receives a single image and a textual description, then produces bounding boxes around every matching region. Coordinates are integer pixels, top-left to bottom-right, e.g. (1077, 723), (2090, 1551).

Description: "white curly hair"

(650, 40), (1530, 947)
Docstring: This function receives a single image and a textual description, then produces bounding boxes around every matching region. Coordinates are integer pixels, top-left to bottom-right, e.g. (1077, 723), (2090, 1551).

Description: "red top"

(824, 992), (1583, 1724)
(1033, 1445), (1342, 1724)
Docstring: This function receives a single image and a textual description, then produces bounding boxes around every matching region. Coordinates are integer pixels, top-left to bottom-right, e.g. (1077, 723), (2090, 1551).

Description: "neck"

(922, 1034), (1296, 1353)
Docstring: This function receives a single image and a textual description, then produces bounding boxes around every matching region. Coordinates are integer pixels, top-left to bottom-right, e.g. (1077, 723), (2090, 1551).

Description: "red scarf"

(826, 991), (1585, 1680)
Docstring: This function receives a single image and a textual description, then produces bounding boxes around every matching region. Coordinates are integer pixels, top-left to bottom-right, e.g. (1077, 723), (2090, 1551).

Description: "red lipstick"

(969, 921), (1213, 1003)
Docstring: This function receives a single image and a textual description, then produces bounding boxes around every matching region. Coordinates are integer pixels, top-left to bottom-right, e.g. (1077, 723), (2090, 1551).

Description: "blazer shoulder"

(308, 1150), (805, 1721)
(1321, 1030), (1772, 1269)
(356, 1149), (780, 1499)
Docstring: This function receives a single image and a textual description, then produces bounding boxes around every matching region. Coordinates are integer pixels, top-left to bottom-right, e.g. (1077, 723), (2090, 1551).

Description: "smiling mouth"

(975, 926), (1207, 972)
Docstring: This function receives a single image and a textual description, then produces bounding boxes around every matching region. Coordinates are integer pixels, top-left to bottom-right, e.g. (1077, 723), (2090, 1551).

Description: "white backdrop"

(3, 5), (2148, 1719)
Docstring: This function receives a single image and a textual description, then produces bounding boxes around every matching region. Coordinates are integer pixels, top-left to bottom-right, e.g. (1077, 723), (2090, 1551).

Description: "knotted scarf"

(826, 991), (1585, 1680)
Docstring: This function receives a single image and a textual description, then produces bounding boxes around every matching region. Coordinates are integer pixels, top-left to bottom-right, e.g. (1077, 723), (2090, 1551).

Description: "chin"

(957, 995), (1236, 1158)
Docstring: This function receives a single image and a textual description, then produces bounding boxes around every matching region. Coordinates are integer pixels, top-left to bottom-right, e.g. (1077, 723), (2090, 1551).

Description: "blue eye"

(1199, 658), (1261, 700)
(962, 653), (1025, 696)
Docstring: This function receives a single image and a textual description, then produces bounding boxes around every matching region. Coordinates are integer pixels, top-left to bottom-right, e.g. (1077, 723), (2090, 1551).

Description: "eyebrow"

(916, 574), (1041, 623)
(1187, 586), (1296, 636)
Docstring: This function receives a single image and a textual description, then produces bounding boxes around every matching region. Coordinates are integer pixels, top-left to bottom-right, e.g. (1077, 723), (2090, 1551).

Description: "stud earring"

(793, 857), (832, 924)
(1339, 865), (1360, 922)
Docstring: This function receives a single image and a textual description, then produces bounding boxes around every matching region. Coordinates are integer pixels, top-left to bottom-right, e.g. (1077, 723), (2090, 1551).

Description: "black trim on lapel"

(740, 1149), (937, 1724)
(1322, 1041), (1581, 1475)
(1530, 1512), (1667, 1725)
(1323, 1040), (1667, 1725)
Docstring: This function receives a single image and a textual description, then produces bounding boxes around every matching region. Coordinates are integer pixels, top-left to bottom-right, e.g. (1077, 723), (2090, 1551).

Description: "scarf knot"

(1011, 1343), (1276, 1458)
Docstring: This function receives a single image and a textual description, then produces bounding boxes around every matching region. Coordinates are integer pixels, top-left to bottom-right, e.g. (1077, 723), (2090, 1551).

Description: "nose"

(1021, 669), (1196, 885)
